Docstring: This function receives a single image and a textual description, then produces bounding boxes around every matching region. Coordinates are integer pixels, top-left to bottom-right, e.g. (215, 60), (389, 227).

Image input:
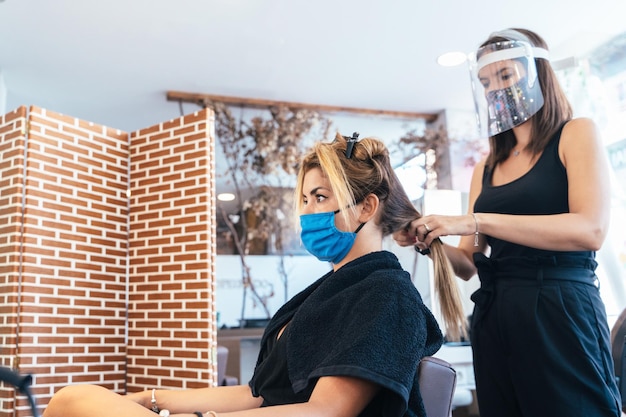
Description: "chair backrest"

(217, 345), (229, 386)
(0, 367), (39, 417)
(418, 356), (457, 417)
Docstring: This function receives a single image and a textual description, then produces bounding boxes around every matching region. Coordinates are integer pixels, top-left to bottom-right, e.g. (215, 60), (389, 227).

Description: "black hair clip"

(414, 246), (430, 256)
(343, 132), (360, 159)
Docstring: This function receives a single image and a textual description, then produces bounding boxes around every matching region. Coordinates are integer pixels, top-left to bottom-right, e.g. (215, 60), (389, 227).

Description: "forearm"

(212, 402), (325, 417)
(146, 385), (262, 414)
(217, 375), (377, 417)
(473, 212), (607, 252)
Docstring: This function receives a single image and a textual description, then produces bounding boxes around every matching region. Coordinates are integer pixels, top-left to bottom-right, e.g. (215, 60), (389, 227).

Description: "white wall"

(0, 70), (6, 115)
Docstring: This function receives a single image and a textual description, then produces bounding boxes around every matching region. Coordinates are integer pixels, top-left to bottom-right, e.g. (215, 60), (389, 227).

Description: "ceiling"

(1, 0), (626, 198)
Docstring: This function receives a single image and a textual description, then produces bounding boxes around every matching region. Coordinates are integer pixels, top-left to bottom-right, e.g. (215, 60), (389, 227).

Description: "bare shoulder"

(474, 156), (487, 172)
(559, 117), (603, 165)
(561, 117), (600, 144)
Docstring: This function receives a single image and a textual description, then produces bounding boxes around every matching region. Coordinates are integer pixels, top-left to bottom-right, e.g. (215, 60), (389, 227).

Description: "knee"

(43, 385), (109, 417)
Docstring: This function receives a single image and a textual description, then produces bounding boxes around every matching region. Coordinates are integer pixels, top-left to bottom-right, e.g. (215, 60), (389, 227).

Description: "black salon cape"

(249, 251), (444, 417)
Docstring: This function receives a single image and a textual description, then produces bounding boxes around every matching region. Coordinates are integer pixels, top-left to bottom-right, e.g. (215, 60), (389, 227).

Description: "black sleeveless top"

(473, 124), (594, 261)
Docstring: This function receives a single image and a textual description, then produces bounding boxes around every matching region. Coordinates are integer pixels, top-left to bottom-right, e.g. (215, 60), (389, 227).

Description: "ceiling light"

(437, 51), (468, 67)
(217, 193), (236, 202)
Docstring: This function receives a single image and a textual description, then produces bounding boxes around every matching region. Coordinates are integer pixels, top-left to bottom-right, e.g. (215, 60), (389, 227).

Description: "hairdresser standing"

(395, 28), (620, 417)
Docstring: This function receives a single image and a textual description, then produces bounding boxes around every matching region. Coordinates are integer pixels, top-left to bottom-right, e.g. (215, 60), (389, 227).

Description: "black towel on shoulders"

(250, 251), (443, 417)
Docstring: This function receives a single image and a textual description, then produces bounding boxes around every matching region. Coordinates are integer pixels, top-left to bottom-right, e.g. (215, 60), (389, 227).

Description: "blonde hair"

(295, 133), (467, 340)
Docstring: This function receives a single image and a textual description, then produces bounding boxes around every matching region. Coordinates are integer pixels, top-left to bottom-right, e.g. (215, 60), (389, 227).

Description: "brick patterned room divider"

(0, 106), (217, 417)
(0, 107), (28, 416)
(127, 110), (217, 392)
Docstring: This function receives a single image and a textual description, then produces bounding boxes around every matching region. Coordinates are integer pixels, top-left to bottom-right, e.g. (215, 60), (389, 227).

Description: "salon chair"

(216, 345), (239, 386)
(611, 308), (626, 412)
(0, 367), (39, 417)
(418, 356), (457, 417)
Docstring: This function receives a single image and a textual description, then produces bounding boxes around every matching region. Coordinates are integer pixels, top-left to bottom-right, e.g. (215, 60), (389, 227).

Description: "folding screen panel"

(22, 105), (130, 390)
(0, 106), (28, 416)
(127, 110), (217, 391)
(0, 106), (216, 417)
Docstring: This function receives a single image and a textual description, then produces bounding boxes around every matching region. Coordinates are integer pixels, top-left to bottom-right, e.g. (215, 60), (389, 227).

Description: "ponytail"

(429, 239), (467, 341)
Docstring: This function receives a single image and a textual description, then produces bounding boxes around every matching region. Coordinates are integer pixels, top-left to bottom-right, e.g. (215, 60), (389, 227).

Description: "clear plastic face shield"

(468, 38), (549, 136)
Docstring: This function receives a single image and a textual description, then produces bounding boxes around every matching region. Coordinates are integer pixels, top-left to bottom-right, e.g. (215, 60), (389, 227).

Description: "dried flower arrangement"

(210, 100), (331, 320)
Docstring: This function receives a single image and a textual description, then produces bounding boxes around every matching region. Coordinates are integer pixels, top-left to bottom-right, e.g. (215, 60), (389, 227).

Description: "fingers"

(393, 219), (434, 249)
(392, 229), (415, 247)
(414, 222), (433, 243)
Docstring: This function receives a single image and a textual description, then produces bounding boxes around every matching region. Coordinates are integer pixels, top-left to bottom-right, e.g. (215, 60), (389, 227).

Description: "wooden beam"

(166, 90), (438, 122)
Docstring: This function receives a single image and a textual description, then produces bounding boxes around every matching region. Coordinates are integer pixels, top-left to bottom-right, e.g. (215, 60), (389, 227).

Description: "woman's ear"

(358, 194), (380, 223)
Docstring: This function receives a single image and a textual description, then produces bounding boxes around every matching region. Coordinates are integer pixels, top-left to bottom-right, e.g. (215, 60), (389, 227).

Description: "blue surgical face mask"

(300, 210), (365, 264)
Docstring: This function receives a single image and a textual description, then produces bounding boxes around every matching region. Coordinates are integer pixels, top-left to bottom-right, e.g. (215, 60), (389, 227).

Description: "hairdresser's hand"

(401, 214), (478, 247)
(392, 228), (417, 247)
(392, 218), (436, 247)
(393, 227), (431, 254)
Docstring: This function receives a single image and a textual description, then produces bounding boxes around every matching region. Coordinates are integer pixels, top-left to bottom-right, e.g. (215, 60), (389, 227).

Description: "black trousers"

(470, 259), (621, 417)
